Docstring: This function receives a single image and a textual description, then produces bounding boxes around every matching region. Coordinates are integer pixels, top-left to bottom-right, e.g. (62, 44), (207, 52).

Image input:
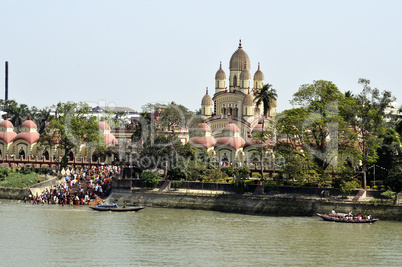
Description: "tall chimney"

(5, 61), (8, 101)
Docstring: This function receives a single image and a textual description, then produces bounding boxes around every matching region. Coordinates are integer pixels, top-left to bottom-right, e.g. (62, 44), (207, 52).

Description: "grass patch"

(0, 171), (47, 188)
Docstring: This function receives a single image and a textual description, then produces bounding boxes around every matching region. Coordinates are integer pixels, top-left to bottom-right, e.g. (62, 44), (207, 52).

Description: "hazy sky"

(1, 0), (401, 112)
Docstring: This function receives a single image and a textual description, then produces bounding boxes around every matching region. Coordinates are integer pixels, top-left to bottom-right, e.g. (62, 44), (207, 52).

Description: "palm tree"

(253, 84), (277, 177)
(3, 100), (30, 130)
(32, 107), (51, 134)
(253, 84), (277, 119)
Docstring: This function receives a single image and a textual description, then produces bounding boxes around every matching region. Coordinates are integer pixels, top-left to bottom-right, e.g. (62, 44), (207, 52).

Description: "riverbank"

(108, 190), (402, 221)
(0, 187), (30, 199)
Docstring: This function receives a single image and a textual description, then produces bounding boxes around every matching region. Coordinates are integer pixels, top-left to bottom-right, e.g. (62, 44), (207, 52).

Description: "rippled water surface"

(0, 199), (401, 266)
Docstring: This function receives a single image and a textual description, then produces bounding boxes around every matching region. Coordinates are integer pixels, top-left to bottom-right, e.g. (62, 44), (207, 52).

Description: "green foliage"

(353, 79), (394, 188)
(234, 178), (248, 194)
(139, 135), (197, 170)
(289, 80), (351, 174)
(1, 100), (30, 130)
(18, 167), (32, 175)
(167, 167), (186, 180)
(340, 180), (360, 196)
(235, 165), (250, 179)
(158, 102), (194, 131)
(381, 190), (396, 199)
(375, 129), (401, 182)
(139, 171), (160, 188)
(253, 84), (277, 117)
(252, 173), (262, 179)
(0, 171), (47, 188)
(387, 165), (402, 192)
(60, 156), (69, 169)
(171, 180), (182, 189)
(221, 166), (235, 177)
(0, 168), (10, 181)
(204, 168), (223, 182)
(33, 167), (52, 175)
(40, 102), (103, 161)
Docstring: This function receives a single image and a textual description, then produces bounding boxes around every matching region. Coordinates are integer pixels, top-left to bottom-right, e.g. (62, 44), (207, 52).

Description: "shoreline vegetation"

(108, 190), (402, 221)
(0, 167), (49, 188)
(1, 173), (401, 221)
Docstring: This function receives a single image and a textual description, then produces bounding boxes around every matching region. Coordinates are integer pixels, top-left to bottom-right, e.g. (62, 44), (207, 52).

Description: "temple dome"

(252, 121), (265, 133)
(190, 136), (216, 149)
(14, 118), (40, 144)
(243, 93), (254, 106)
(98, 119), (111, 131)
(254, 63), (264, 81)
(104, 133), (117, 146)
(215, 122), (245, 150)
(240, 67), (250, 80)
(229, 40), (250, 72)
(14, 132), (40, 144)
(194, 122), (212, 132)
(20, 119), (37, 130)
(201, 92), (212, 106)
(215, 62), (226, 80)
(0, 119), (14, 129)
(222, 122), (240, 133)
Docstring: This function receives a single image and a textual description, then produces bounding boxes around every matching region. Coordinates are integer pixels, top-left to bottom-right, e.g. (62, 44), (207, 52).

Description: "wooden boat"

(90, 203), (145, 212)
(317, 213), (378, 223)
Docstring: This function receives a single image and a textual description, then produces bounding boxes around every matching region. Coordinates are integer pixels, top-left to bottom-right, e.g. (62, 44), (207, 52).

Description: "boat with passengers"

(90, 203), (145, 212)
(317, 211), (378, 223)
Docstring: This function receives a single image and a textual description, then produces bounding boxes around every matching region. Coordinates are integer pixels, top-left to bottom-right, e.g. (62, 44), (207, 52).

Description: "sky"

(1, 0), (402, 113)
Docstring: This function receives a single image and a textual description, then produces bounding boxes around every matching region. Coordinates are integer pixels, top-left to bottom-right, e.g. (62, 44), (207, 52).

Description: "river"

(0, 199), (401, 267)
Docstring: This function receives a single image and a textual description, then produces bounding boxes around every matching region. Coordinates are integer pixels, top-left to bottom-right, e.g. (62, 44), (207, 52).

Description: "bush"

(340, 180), (360, 196)
(0, 168), (10, 181)
(205, 168), (223, 182)
(234, 178), (248, 194)
(235, 165), (250, 179)
(381, 190), (396, 199)
(221, 166), (235, 177)
(139, 171), (160, 188)
(171, 180), (182, 189)
(167, 167), (186, 180)
(34, 167), (52, 175)
(252, 173), (262, 179)
(18, 167), (32, 175)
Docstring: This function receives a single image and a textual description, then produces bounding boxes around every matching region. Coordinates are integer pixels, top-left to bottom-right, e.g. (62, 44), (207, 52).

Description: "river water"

(0, 199), (401, 267)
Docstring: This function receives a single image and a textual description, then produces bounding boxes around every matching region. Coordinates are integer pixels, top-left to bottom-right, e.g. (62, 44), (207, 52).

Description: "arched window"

(42, 150), (50, 160)
(234, 108), (239, 117)
(233, 75), (237, 87)
(19, 148), (25, 159)
(68, 151), (74, 161)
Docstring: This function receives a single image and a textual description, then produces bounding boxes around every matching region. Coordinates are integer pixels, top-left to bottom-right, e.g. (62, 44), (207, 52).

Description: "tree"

(253, 84), (277, 176)
(2, 100), (30, 130)
(289, 81), (354, 175)
(252, 120), (274, 177)
(40, 102), (103, 169)
(375, 129), (400, 181)
(131, 112), (151, 146)
(253, 84), (277, 118)
(139, 171), (160, 188)
(352, 79), (394, 188)
(158, 102), (194, 132)
(31, 106), (51, 134)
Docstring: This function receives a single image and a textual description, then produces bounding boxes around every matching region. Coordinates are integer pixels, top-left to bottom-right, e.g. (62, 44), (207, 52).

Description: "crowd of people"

(28, 165), (120, 205)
